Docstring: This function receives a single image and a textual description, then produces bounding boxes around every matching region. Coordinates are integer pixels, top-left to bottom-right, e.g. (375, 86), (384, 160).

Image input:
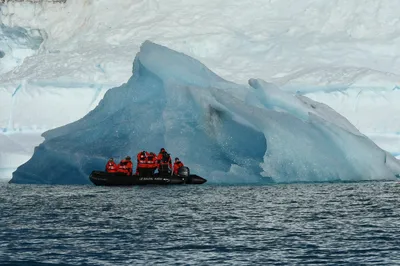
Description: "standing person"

(157, 148), (172, 175)
(146, 152), (158, 176)
(157, 148), (172, 169)
(157, 148), (166, 161)
(136, 151), (147, 176)
(105, 158), (118, 173)
(173, 157), (184, 175)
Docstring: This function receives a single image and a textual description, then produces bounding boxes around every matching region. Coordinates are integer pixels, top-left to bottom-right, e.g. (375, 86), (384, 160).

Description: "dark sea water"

(1, 182), (400, 265)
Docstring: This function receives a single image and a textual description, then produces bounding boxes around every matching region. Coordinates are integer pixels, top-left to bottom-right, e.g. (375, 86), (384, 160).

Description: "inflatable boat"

(89, 166), (206, 186)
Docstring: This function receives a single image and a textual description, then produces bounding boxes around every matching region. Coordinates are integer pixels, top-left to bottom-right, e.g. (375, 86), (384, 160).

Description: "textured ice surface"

(0, 24), (43, 74)
(2, 0), (400, 182)
(1, 0), (400, 135)
(10, 42), (400, 184)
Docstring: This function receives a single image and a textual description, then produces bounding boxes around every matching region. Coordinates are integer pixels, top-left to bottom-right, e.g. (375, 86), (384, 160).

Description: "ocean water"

(1, 182), (400, 265)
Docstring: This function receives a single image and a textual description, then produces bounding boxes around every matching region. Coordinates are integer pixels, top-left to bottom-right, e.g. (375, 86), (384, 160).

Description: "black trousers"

(158, 164), (171, 176)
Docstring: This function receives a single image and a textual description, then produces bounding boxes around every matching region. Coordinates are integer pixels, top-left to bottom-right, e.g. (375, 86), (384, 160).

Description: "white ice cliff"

(1, 0), (400, 181)
(10, 41), (400, 184)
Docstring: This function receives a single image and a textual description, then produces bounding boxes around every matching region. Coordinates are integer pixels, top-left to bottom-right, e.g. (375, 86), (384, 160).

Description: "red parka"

(173, 160), (184, 175)
(105, 160), (118, 173)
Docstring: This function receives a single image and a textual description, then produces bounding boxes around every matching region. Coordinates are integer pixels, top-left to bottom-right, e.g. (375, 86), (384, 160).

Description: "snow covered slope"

(10, 41), (400, 184)
(1, 0), (400, 181)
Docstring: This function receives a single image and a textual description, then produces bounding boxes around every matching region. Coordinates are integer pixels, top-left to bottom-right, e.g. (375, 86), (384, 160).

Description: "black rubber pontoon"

(89, 166), (207, 186)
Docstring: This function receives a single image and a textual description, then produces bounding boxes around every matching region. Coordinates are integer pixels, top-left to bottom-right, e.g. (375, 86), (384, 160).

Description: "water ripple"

(1, 182), (400, 265)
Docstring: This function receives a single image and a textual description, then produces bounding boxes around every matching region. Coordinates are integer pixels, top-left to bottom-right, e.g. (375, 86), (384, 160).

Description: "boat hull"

(89, 171), (207, 186)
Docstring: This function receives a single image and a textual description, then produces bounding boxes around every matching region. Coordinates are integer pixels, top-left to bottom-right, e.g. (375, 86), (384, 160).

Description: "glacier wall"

(10, 41), (400, 184)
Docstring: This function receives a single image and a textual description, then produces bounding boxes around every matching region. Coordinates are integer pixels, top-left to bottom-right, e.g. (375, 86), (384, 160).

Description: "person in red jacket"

(125, 156), (133, 176)
(117, 158), (128, 174)
(157, 148), (166, 162)
(105, 158), (118, 173)
(157, 148), (172, 175)
(118, 156), (133, 175)
(157, 148), (172, 168)
(136, 151), (148, 176)
(173, 157), (184, 175)
(146, 152), (158, 175)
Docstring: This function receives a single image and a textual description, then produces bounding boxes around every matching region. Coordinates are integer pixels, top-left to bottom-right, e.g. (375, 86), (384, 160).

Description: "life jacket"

(146, 153), (157, 168)
(125, 160), (133, 175)
(173, 161), (184, 175)
(106, 161), (117, 173)
(137, 151), (147, 168)
(118, 160), (129, 174)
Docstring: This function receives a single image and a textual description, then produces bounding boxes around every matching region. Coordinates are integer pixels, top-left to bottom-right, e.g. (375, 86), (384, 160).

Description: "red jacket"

(125, 160), (133, 175)
(105, 161), (118, 173)
(118, 159), (133, 175)
(173, 161), (184, 175)
(157, 152), (172, 169)
(146, 152), (158, 169)
(137, 151), (147, 169)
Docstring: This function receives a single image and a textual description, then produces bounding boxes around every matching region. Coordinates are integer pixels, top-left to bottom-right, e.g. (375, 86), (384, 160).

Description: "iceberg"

(10, 41), (400, 184)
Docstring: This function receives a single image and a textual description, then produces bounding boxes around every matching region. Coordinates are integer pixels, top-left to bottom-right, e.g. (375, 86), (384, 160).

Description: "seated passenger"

(118, 156), (133, 175)
(117, 158), (128, 175)
(173, 157), (184, 175)
(125, 156), (133, 176)
(105, 157), (118, 173)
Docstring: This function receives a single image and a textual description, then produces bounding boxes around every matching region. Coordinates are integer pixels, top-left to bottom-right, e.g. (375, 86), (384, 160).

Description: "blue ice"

(10, 41), (400, 184)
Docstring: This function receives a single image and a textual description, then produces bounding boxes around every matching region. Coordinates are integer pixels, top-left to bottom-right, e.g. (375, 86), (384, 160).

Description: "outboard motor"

(177, 166), (190, 177)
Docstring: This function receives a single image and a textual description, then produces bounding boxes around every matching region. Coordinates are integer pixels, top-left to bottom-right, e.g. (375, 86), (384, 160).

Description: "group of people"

(105, 148), (185, 176)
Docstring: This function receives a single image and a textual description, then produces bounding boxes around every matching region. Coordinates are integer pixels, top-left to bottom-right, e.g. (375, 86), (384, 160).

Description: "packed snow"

(1, 0), (400, 182)
(10, 41), (400, 184)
